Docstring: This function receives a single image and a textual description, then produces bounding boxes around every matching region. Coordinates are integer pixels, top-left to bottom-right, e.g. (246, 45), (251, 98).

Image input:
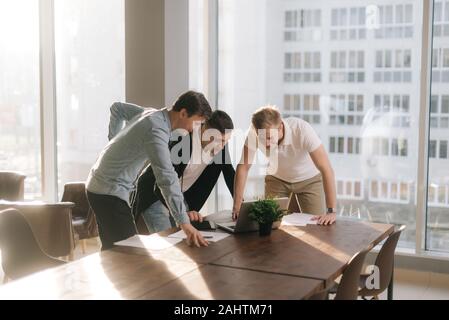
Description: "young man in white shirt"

(232, 105), (337, 225)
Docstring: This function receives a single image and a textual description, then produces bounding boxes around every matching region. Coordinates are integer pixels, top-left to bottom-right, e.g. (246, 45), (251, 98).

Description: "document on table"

(281, 213), (318, 226)
(168, 230), (230, 242)
(114, 234), (182, 250)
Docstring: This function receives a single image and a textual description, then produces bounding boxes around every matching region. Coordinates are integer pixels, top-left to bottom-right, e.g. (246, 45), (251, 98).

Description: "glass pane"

(218, 0), (422, 249)
(427, 1), (449, 252)
(54, 0), (125, 196)
(0, 0), (41, 198)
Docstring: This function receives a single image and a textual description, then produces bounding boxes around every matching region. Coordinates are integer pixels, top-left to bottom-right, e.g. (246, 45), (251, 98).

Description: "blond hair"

(251, 105), (282, 129)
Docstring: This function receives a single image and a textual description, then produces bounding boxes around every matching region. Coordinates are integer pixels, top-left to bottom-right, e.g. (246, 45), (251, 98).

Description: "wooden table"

(0, 218), (393, 300)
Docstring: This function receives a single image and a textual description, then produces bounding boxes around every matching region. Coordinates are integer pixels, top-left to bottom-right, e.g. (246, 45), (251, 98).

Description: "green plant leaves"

(248, 199), (286, 224)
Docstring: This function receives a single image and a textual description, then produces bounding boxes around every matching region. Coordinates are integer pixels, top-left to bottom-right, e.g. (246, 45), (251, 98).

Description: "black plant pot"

(259, 222), (273, 236)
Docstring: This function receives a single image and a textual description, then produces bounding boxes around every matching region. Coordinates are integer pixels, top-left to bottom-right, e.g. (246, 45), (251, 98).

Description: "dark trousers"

(86, 191), (137, 250)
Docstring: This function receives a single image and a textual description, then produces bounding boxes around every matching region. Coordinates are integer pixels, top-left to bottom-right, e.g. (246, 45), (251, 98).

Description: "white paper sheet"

(281, 213), (318, 226)
(114, 234), (182, 250)
(167, 230), (230, 242)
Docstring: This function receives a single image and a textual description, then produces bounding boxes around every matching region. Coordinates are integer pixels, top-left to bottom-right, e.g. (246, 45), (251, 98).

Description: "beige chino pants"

(265, 174), (325, 215)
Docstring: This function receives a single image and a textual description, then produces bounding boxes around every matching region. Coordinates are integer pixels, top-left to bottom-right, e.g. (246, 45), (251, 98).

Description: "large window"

(427, 0), (449, 252)
(0, 1), (125, 200)
(0, 0), (41, 198)
(54, 0), (125, 196)
(217, 0), (424, 249)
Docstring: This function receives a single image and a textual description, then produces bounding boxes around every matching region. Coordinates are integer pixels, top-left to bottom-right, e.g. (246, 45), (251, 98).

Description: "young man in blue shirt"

(86, 91), (212, 249)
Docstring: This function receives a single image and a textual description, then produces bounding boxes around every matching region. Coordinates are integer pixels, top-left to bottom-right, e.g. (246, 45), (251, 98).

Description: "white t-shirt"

(180, 143), (216, 192)
(246, 117), (322, 183)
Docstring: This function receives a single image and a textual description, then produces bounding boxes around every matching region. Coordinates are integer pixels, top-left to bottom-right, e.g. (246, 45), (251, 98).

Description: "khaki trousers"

(265, 174), (325, 215)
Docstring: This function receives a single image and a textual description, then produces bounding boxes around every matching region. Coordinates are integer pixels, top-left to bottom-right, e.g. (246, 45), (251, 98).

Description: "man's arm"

(309, 145), (337, 225)
(232, 143), (255, 219)
(145, 125), (208, 247)
(222, 146), (236, 196)
(108, 102), (145, 140)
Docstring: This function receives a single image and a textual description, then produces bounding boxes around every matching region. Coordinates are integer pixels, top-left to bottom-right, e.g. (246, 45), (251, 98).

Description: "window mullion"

(416, 0), (434, 254)
(39, 0), (58, 202)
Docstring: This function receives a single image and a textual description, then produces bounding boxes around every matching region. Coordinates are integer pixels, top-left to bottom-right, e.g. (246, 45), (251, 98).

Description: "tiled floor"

(1, 240), (449, 299)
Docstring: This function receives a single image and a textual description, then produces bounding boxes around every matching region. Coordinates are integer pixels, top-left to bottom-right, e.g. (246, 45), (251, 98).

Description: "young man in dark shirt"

(132, 110), (235, 233)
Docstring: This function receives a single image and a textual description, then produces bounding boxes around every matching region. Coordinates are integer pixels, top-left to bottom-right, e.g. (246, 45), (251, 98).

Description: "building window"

(374, 4), (414, 39)
(329, 136), (361, 155)
(369, 180), (410, 203)
(284, 51), (321, 83)
(370, 137), (408, 157)
(283, 94), (321, 124)
(429, 140), (437, 158)
(330, 7), (366, 40)
(428, 139), (449, 159)
(284, 9), (322, 42)
(329, 94), (364, 126)
(431, 48), (449, 82)
(430, 95), (449, 128)
(433, 1), (449, 37)
(428, 184), (449, 207)
(330, 50), (364, 83)
(336, 179), (363, 199)
(374, 49), (412, 83)
(338, 137), (345, 153)
(373, 94), (411, 127)
(440, 140), (448, 159)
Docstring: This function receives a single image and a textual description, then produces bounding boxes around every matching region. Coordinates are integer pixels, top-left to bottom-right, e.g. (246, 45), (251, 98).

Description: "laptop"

(208, 197), (289, 234)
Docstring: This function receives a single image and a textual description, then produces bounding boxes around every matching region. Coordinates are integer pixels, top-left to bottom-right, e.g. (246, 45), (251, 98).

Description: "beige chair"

(287, 193), (301, 213)
(61, 182), (99, 254)
(309, 245), (373, 300)
(0, 209), (65, 283)
(357, 225), (405, 300)
(0, 171), (26, 201)
(326, 225), (405, 300)
(0, 202), (76, 259)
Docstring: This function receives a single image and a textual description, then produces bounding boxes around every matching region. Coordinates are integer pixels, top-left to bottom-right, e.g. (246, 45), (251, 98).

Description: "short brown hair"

(251, 105), (281, 129)
(206, 110), (234, 134)
(172, 91), (212, 119)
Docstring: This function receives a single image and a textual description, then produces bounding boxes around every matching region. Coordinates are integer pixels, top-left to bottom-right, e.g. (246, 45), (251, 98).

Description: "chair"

(0, 209), (65, 282)
(0, 171), (26, 201)
(287, 193), (301, 213)
(309, 245), (373, 300)
(0, 202), (76, 259)
(357, 225), (406, 300)
(61, 182), (98, 254)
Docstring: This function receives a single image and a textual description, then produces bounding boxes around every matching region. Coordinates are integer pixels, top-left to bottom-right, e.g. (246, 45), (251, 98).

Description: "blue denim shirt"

(86, 103), (190, 225)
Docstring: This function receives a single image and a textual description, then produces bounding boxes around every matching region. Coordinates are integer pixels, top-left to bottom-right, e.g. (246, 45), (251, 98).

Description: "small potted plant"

(248, 199), (286, 236)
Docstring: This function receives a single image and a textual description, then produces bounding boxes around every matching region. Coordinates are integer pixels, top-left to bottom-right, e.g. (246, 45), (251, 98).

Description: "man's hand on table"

(180, 223), (209, 247)
(187, 210), (203, 222)
(231, 204), (241, 221)
(311, 213), (336, 226)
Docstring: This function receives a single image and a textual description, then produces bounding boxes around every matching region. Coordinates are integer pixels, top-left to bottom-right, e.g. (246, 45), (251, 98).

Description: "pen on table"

(203, 236), (213, 239)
